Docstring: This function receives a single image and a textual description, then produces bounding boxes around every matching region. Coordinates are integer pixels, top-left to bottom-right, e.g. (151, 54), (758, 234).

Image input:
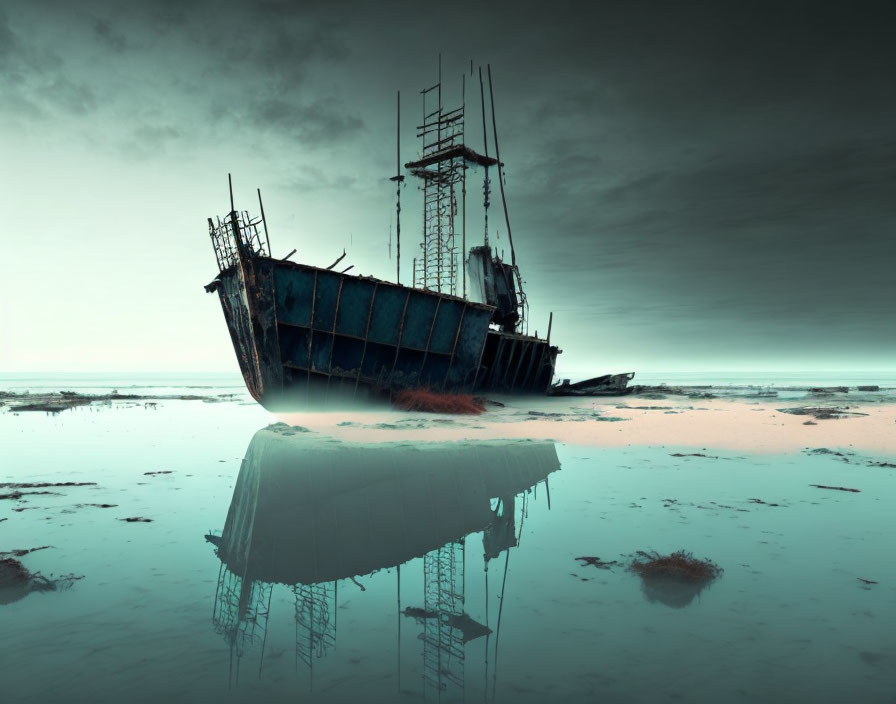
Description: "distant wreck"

(204, 66), (566, 409)
(549, 373), (636, 397)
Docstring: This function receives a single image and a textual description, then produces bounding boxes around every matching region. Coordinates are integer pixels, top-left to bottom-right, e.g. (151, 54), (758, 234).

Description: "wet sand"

(277, 393), (896, 455)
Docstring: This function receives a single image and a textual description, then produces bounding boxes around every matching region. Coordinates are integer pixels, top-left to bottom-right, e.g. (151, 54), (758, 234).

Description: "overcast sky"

(1, 0), (894, 375)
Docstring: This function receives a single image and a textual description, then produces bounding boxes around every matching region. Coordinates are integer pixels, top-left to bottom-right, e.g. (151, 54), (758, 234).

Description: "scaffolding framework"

(209, 210), (270, 273)
(212, 566), (273, 688)
(409, 80), (465, 295)
(294, 582), (337, 668)
(422, 539), (466, 698)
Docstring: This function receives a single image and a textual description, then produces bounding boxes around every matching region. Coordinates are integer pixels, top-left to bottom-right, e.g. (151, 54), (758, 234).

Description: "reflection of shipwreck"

(207, 425), (560, 696)
(204, 64), (560, 409)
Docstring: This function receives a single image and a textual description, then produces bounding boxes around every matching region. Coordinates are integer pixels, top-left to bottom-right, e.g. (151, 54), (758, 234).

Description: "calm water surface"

(1, 399), (894, 703)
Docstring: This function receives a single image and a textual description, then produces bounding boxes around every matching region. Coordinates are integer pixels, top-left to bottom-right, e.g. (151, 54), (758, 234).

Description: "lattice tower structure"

(411, 82), (465, 295)
(422, 539), (466, 698)
(294, 582), (337, 668)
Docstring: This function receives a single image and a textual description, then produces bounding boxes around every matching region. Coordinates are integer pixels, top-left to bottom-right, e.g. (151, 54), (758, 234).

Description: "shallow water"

(1, 398), (894, 703)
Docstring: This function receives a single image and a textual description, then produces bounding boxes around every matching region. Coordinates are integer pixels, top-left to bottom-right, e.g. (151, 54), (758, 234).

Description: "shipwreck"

(205, 65), (562, 409)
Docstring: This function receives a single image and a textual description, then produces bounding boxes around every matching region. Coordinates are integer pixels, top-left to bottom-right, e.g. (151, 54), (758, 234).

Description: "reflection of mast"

(211, 561), (273, 689)
(485, 490), (530, 701)
(422, 539), (466, 699)
(294, 581), (337, 682)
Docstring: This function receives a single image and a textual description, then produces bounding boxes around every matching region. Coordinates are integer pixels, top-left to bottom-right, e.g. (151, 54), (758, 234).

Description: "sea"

(1, 373), (894, 703)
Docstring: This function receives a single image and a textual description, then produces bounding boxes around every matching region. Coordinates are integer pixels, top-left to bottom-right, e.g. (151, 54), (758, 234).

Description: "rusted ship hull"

(206, 255), (558, 408)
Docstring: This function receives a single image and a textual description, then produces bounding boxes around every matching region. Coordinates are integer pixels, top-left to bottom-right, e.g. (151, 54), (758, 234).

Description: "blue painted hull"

(208, 256), (558, 408)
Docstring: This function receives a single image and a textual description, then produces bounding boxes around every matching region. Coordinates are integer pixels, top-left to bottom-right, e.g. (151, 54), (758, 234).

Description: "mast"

(405, 60), (497, 295)
(257, 188), (271, 257)
(461, 72), (467, 299)
(389, 91), (405, 284)
(487, 65), (515, 268)
(478, 67), (491, 248)
(487, 65), (528, 331)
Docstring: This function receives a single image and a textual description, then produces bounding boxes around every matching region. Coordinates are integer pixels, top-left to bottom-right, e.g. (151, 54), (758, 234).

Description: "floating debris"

(810, 484), (860, 493)
(0, 557), (83, 606)
(748, 498), (782, 507)
(119, 517), (153, 523)
(403, 606), (491, 643)
(575, 556), (619, 569)
(143, 471), (173, 476)
(778, 407), (869, 420)
(629, 550), (723, 609)
(0, 546), (53, 557)
(267, 422), (312, 435)
(0, 390), (228, 414)
(0, 482), (96, 488)
(549, 373), (635, 396)
(805, 448), (853, 457)
(0, 490), (58, 501)
(857, 577), (878, 585)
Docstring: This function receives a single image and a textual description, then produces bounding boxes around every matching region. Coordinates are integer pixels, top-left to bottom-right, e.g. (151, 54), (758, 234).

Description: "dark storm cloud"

(208, 94), (362, 146)
(91, 18), (127, 52)
(117, 123), (184, 158)
(0, 8), (98, 119)
(0, 11), (16, 64)
(283, 165), (357, 193)
(1, 0), (357, 147)
(489, 1), (896, 359)
(37, 77), (97, 115)
(4, 0), (894, 367)
(202, 13), (357, 144)
(241, 21), (349, 84)
(251, 96), (362, 142)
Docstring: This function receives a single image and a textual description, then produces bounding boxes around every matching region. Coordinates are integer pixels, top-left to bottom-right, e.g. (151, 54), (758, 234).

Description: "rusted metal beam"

(388, 290), (413, 387)
(531, 342), (550, 393)
(510, 339), (530, 391)
(326, 250), (347, 270)
(420, 296), (443, 376)
(442, 305), (467, 390)
(257, 188), (271, 256)
(405, 145), (497, 171)
(500, 337), (519, 391)
(470, 330), (490, 392)
(306, 271), (318, 390)
(325, 275), (345, 395)
(485, 335), (505, 391)
(521, 339), (541, 390)
(354, 283), (379, 395)
(264, 261), (283, 394)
